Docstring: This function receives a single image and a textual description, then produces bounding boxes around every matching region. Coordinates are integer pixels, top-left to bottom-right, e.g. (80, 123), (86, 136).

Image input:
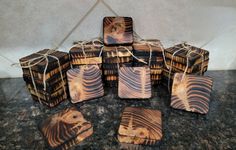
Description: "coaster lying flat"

(39, 107), (93, 150)
(67, 65), (104, 103)
(103, 17), (133, 45)
(118, 67), (151, 99)
(118, 107), (162, 145)
(171, 73), (213, 114)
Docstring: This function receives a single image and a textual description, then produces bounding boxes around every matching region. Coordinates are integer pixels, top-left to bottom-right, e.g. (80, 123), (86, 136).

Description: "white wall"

(0, 0), (236, 78)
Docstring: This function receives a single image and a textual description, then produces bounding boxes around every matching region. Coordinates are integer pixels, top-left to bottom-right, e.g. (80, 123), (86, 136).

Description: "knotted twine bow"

(20, 49), (67, 104)
(167, 43), (204, 91)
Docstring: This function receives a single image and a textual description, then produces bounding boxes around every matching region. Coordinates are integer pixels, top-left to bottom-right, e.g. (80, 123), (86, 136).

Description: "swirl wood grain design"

(118, 107), (162, 145)
(39, 107), (93, 150)
(102, 46), (133, 87)
(171, 73), (213, 114)
(118, 67), (151, 99)
(103, 17), (133, 45)
(67, 65), (104, 103)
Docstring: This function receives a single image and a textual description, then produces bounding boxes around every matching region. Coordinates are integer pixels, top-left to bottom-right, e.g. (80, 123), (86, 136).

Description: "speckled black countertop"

(0, 71), (235, 150)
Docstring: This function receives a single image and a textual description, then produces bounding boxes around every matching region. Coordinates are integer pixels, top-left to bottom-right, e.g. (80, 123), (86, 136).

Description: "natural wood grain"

(171, 73), (213, 114)
(39, 107), (93, 150)
(118, 67), (151, 99)
(118, 107), (162, 145)
(164, 43), (209, 66)
(67, 65), (104, 103)
(103, 17), (133, 45)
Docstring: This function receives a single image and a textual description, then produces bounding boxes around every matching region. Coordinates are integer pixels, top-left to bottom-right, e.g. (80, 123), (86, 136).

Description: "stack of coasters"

(118, 107), (162, 145)
(162, 43), (209, 87)
(39, 107), (93, 149)
(133, 39), (164, 85)
(103, 17), (133, 46)
(19, 49), (70, 107)
(171, 73), (213, 114)
(102, 46), (133, 87)
(69, 40), (103, 68)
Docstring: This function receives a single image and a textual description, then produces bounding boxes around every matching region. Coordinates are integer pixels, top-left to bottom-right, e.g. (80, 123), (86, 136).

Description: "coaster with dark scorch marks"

(118, 66), (151, 99)
(67, 65), (104, 103)
(39, 107), (93, 150)
(118, 107), (162, 145)
(171, 73), (213, 114)
(103, 17), (133, 45)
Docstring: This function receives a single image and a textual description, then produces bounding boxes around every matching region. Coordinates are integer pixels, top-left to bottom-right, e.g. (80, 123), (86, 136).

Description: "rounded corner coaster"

(118, 107), (162, 145)
(171, 73), (213, 114)
(103, 17), (133, 46)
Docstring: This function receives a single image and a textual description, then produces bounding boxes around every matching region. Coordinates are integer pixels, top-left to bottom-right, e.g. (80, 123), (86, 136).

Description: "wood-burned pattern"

(103, 17), (133, 45)
(67, 65), (104, 103)
(39, 107), (93, 150)
(171, 73), (213, 114)
(118, 67), (151, 99)
(118, 107), (162, 145)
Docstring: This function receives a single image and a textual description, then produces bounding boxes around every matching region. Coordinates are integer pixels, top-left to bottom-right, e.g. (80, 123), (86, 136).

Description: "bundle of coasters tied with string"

(132, 39), (164, 85)
(69, 39), (103, 68)
(102, 46), (133, 87)
(19, 49), (70, 107)
(162, 43), (210, 87)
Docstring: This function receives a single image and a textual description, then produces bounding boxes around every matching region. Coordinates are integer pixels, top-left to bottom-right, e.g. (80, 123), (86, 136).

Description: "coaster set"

(162, 43), (209, 87)
(19, 49), (70, 107)
(69, 40), (103, 68)
(18, 16), (213, 149)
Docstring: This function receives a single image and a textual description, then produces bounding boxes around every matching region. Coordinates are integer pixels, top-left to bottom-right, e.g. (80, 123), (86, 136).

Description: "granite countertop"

(0, 71), (235, 150)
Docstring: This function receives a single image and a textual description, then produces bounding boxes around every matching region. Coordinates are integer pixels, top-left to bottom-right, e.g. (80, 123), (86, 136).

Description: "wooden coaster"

(165, 43), (209, 66)
(103, 17), (133, 45)
(39, 107), (93, 149)
(171, 73), (213, 114)
(118, 107), (162, 145)
(67, 65), (104, 103)
(118, 67), (151, 99)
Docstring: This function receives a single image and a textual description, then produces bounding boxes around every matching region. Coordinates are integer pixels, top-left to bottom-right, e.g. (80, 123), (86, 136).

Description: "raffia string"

(20, 49), (67, 103)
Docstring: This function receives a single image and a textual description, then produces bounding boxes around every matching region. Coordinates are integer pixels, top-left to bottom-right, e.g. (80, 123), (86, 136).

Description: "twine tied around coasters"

(135, 40), (169, 69)
(167, 43), (204, 92)
(116, 46), (148, 69)
(19, 49), (67, 104)
(71, 38), (104, 68)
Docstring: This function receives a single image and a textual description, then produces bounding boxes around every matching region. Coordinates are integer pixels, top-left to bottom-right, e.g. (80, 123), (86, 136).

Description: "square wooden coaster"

(103, 17), (133, 45)
(39, 107), (93, 149)
(118, 107), (162, 145)
(171, 73), (213, 114)
(67, 65), (104, 103)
